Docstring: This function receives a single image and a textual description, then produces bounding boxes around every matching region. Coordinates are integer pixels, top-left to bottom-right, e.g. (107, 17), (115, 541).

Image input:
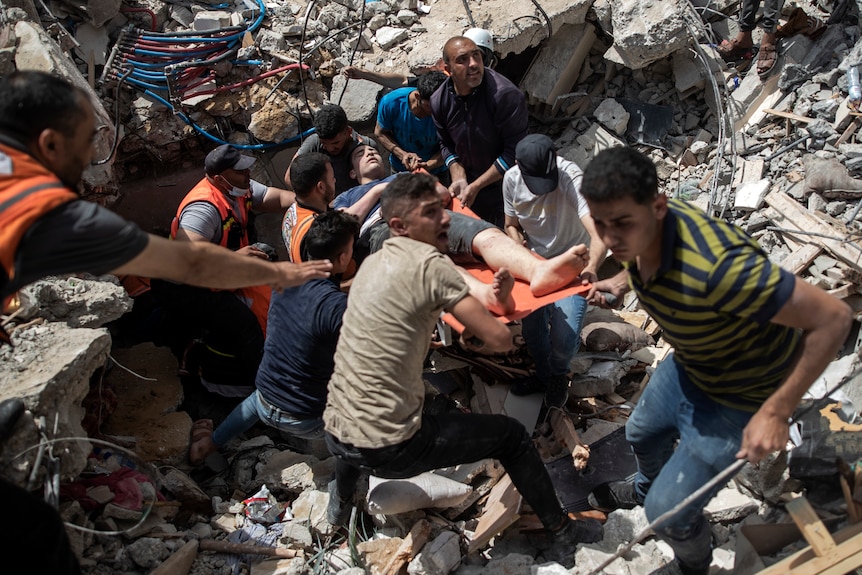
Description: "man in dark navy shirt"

(188, 211), (358, 464)
(431, 36), (528, 227)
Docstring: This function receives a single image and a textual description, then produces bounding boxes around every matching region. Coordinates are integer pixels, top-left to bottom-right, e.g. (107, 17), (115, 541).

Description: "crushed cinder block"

(704, 484), (759, 524)
(407, 530), (461, 575)
(193, 10), (232, 31)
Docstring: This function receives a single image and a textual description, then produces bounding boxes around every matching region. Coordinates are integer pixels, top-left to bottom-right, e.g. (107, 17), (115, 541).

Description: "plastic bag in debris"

(242, 484), (285, 524)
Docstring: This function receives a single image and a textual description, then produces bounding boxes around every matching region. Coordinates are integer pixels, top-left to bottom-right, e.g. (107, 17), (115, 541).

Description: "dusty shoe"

(544, 375), (570, 409)
(587, 480), (643, 513)
(326, 480), (353, 526)
(545, 518), (604, 568)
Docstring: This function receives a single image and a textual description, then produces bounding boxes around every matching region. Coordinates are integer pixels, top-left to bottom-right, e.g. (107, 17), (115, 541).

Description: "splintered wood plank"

(380, 519), (431, 575)
(762, 108), (816, 123)
(786, 497), (836, 557)
(754, 520), (862, 575)
(780, 244), (823, 275)
(467, 474), (522, 553)
(765, 191), (862, 271)
(549, 409), (591, 470)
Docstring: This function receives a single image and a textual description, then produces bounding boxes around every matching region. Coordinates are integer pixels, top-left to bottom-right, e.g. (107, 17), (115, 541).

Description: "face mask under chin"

(228, 186), (250, 197)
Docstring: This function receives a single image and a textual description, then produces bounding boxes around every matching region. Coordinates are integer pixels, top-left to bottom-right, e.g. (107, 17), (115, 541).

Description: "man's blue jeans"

(213, 390), (325, 447)
(521, 294), (588, 381)
(627, 354), (753, 570)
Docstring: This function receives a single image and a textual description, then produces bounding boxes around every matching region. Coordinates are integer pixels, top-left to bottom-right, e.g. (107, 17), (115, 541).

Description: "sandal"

(756, 44), (777, 78)
(716, 38), (754, 62)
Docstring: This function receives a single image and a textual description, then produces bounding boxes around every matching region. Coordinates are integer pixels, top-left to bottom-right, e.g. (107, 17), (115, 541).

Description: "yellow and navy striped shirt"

(626, 198), (800, 412)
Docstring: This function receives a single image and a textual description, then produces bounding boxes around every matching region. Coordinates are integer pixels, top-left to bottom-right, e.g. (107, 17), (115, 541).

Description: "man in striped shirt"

(579, 147), (851, 575)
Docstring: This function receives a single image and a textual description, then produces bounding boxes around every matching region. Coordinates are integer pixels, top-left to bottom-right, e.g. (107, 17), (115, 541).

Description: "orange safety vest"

(170, 178), (270, 334)
(0, 143), (77, 304)
(170, 178), (253, 250)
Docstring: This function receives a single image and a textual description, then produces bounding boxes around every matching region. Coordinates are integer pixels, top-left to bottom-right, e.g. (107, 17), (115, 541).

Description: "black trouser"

(326, 412), (566, 529)
(150, 280), (263, 389)
(0, 479), (81, 575)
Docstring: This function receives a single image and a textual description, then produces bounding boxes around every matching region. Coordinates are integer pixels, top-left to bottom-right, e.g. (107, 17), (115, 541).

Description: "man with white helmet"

(463, 28), (498, 69)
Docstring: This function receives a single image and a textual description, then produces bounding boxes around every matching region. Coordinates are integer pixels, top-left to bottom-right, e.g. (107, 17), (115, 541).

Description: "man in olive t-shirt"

(322, 173), (603, 568)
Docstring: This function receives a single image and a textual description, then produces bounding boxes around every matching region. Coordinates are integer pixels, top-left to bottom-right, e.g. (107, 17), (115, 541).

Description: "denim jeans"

(521, 294), (588, 382)
(626, 354), (753, 570)
(326, 412), (566, 529)
(213, 390), (325, 447)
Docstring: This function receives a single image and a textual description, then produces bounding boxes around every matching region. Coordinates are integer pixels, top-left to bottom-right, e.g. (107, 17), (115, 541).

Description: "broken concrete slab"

(0, 323), (111, 484)
(602, 0), (690, 70)
(329, 74), (385, 124)
(520, 23), (596, 106)
(17, 275), (132, 328)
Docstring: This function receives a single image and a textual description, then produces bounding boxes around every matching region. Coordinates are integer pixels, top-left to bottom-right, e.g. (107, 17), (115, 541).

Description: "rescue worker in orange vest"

(151, 144), (296, 400)
(0, 70), (330, 575)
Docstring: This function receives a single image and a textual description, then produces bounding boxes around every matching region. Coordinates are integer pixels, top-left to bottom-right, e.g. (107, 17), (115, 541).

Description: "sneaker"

(509, 376), (546, 396)
(326, 480), (353, 526)
(544, 375), (569, 409)
(587, 480), (643, 513)
(545, 517), (604, 568)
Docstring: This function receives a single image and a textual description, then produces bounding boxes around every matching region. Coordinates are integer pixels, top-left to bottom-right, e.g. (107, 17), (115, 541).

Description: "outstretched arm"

(737, 277), (852, 463)
(446, 294), (514, 353)
(110, 234), (331, 292)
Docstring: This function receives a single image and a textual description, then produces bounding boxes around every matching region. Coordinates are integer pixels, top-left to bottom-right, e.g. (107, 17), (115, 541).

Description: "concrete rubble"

(3, 0), (862, 573)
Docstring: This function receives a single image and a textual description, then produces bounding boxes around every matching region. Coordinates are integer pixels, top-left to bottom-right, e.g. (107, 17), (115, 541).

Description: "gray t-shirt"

(177, 179), (268, 242)
(296, 132), (379, 194)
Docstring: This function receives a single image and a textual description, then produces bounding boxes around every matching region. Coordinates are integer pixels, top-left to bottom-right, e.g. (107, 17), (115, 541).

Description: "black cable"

(460, 0), (476, 28)
(91, 67), (133, 166)
(528, 0), (553, 39)
(298, 0), (319, 124)
(337, 0), (366, 107)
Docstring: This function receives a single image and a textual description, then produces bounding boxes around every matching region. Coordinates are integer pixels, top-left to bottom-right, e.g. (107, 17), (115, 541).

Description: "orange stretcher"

(440, 198), (591, 333)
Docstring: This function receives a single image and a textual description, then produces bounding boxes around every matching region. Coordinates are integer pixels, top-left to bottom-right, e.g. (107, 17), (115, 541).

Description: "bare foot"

(188, 419), (217, 466)
(530, 244), (589, 296)
(471, 276), (515, 315)
(490, 268), (516, 315)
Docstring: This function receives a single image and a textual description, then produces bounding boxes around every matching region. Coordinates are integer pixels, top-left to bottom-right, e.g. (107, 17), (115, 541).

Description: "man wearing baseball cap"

(503, 134), (608, 408)
(151, 144), (297, 403)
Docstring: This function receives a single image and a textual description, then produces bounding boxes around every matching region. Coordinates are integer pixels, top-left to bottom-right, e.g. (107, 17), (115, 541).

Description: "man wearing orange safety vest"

(0, 70), (330, 575)
(151, 144), (296, 399)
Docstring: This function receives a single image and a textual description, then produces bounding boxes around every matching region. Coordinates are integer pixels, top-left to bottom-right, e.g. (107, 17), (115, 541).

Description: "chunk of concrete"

(603, 0), (690, 70)
(407, 530), (461, 575)
(194, 10), (232, 31)
(376, 26), (409, 50)
(594, 98), (630, 136)
(329, 74), (384, 124)
(733, 179), (771, 211)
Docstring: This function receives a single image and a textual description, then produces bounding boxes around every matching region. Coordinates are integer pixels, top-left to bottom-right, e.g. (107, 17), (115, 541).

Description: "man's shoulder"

(382, 87), (413, 104)
(297, 133), (322, 153)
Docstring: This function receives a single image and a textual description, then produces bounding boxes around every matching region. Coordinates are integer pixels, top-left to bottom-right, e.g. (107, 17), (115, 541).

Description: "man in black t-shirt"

(0, 71), (332, 575)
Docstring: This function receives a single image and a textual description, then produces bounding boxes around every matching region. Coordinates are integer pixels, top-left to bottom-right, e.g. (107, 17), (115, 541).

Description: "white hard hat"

(464, 28), (493, 52)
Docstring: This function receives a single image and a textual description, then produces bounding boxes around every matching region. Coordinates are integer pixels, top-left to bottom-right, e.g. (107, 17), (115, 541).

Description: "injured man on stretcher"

(334, 144), (591, 314)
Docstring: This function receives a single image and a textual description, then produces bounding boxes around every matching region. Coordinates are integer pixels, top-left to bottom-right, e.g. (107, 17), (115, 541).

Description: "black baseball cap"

(205, 144), (256, 176)
(516, 134), (559, 195)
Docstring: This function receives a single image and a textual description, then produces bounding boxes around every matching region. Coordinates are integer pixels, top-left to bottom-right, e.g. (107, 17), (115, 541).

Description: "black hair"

(303, 210), (360, 262)
(290, 153), (330, 197)
(313, 104), (349, 139)
(581, 147), (659, 205)
(0, 71), (87, 144)
(380, 172), (438, 222)
(416, 71), (447, 100)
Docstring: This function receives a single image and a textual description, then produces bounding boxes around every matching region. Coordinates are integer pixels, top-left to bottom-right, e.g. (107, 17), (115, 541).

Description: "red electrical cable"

(120, 7), (157, 32)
